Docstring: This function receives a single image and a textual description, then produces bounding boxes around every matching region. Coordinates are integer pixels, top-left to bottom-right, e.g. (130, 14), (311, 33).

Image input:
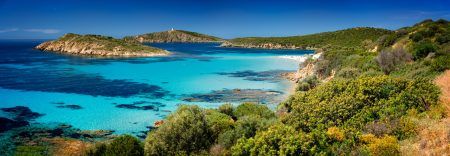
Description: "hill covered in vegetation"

(36, 33), (169, 57)
(124, 29), (223, 43)
(221, 27), (393, 51)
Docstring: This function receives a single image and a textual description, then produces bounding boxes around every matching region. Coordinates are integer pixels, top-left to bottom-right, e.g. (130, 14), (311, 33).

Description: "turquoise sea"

(0, 41), (312, 135)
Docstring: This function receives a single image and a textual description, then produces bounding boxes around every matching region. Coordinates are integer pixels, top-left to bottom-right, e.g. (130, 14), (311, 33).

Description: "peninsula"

(124, 29), (223, 43)
(36, 33), (169, 57)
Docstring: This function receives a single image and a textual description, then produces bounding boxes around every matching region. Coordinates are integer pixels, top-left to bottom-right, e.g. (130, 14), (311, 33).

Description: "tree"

(145, 105), (213, 155)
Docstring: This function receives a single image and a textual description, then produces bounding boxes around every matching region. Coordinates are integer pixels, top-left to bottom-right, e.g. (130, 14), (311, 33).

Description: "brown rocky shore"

(36, 33), (170, 57)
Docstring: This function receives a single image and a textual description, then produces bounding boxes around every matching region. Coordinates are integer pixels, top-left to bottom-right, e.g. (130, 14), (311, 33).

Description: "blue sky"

(0, 0), (449, 39)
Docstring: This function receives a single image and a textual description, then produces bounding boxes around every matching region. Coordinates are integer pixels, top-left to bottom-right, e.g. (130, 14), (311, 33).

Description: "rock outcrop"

(36, 33), (169, 57)
(125, 29), (223, 43)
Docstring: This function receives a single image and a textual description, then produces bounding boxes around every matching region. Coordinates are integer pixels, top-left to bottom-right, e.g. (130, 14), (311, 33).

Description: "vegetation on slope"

(36, 33), (168, 57)
(224, 27), (393, 50)
(124, 29), (223, 43)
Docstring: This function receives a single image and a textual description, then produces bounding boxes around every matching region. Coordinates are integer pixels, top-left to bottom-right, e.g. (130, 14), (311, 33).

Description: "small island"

(36, 33), (170, 57)
(124, 29), (223, 43)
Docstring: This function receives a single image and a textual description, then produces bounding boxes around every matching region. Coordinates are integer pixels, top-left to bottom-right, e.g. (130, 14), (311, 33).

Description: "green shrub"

(218, 115), (277, 148)
(105, 135), (143, 156)
(431, 54), (450, 72)
(145, 105), (213, 155)
(218, 103), (234, 118)
(360, 134), (400, 156)
(205, 110), (234, 140)
(412, 40), (437, 60)
(296, 76), (320, 91)
(231, 124), (311, 156)
(85, 143), (107, 156)
(233, 103), (275, 119)
(282, 76), (440, 132)
(85, 135), (143, 156)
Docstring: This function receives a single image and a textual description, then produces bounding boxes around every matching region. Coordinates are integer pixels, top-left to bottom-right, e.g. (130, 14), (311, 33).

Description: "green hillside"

(124, 29), (223, 43)
(225, 27), (393, 50)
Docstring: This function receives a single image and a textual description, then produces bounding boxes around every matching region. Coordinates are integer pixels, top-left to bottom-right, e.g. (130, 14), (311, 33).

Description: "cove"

(0, 41), (312, 135)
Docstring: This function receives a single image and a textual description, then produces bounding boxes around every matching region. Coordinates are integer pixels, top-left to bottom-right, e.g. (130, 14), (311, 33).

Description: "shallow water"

(0, 41), (312, 135)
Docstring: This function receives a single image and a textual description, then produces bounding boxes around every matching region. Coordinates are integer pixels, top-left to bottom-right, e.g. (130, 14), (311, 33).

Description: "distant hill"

(222, 27), (393, 50)
(124, 29), (223, 43)
(36, 33), (169, 57)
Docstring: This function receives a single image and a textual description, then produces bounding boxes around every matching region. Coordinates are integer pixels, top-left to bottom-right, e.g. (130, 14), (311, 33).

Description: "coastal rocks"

(295, 61), (316, 82)
(182, 89), (283, 104)
(36, 33), (169, 57)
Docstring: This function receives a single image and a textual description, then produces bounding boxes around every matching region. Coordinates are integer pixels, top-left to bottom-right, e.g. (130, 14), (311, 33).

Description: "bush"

(145, 105), (213, 155)
(85, 143), (107, 156)
(431, 54), (450, 72)
(282, 76), (440, 132)
(205, 110), (234, 140)
(233, 103), (275, 119)
(376, 47), (412, 74)
(296, 76), (320, 91)
(231, 124), (311, 156)
(85, 135), (143, 156)
(218, 103), (234, 118)
(360, 134), (400, 156)
(412, 41), (437, 60)
(336, 67), (361, 79)
(105, 135), (143, 156)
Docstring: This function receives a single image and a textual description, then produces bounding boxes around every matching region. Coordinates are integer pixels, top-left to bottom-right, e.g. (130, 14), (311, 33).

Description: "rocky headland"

(36, 33), (170, 57)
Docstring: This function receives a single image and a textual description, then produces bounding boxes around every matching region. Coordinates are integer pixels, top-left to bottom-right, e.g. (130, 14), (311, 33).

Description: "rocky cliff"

(125, 29), (223, 43)
(36, 33), (169, 57)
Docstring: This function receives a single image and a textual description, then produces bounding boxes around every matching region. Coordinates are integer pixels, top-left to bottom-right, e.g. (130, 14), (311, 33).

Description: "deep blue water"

(0, 40), (312, 135)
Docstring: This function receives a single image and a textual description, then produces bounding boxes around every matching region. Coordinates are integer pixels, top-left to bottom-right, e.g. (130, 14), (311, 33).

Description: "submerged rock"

(1, 106), (44, 121)
(182, 89), (283, 104)
(0, 117), (29, 132)
(56, 104), (83, 110)
(116, 104), (155, 110)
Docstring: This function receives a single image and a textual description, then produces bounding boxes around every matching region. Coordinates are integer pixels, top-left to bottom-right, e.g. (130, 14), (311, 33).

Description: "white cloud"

(0, 28), (19, 33)
(24, 28), (60, 34)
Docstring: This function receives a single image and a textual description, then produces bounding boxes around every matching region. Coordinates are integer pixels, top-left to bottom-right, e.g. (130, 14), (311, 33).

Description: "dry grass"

(43, 137), (92, 156)
(400, 70), (450, 156)
(435, 70), (450, 114)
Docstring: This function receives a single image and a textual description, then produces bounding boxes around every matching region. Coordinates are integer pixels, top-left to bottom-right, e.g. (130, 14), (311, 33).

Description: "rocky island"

(36, 33), (169, 57)
(124, 29), (223, 43)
